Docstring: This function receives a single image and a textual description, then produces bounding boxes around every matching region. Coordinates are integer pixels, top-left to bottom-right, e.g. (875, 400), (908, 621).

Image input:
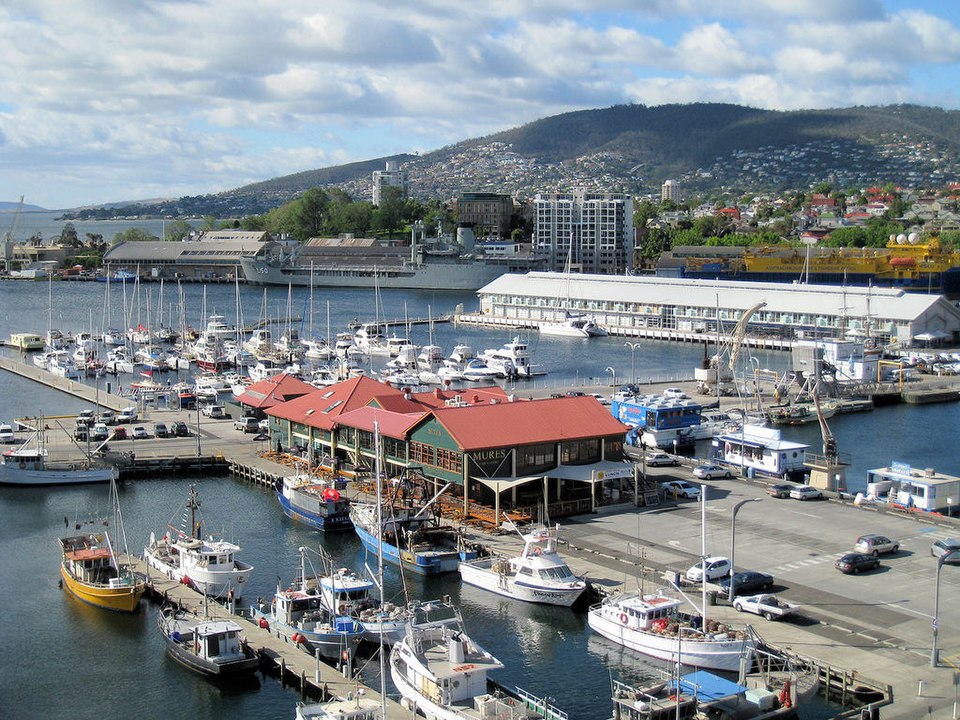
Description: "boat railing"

(507, 683), (568, 720)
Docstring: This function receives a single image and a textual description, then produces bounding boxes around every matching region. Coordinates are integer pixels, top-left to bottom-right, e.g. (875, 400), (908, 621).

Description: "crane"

(728, 301), (767, 375)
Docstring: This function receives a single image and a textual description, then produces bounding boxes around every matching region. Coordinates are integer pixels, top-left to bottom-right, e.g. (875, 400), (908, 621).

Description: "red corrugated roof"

(333, 406), (427, 438)
(410, 386), (512, 408)
(236, 374), (316, 409)
(266, 375), (402, 429)
(431, 396), (629, 451)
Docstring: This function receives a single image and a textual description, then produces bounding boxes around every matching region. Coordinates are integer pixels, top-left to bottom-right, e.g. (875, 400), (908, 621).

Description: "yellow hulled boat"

(58, 479), (145, 613)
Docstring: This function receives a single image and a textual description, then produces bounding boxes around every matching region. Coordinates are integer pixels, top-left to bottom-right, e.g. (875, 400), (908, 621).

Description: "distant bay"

(8, 210), (196, 243)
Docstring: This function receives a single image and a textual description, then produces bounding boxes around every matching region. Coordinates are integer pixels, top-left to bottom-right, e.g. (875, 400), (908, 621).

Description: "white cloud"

(0, 0), (958, 207)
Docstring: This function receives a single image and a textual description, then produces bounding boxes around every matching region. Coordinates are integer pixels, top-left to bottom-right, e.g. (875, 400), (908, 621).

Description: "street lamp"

(931, 550), (960, 666)
(606, 366), (617, 397)
(728, 498), (763, 602)
(624, 342), (641, 384)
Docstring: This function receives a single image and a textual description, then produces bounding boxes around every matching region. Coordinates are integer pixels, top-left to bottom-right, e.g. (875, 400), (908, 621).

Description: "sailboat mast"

(701, 486), (708, 628)
(374, 420), (387, 719)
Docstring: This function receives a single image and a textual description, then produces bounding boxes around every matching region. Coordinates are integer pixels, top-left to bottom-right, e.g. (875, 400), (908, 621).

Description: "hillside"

(75, 103), (960, 217)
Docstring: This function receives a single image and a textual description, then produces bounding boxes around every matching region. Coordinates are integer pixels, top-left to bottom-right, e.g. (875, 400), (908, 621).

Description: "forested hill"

(84, 103), (960, 217)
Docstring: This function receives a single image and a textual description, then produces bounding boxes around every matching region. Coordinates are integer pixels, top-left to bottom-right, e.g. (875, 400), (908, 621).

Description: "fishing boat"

(349, 482), (480, 576)
(316, 563), (408, 646)
(249, 546), (364, 662)
(296, 693), (381, 720)
(157, 606), (259, 679)
(143, 484), (253, 598)
(0, 425), (117, 486)
(587, 590), (755, 673)
(389, 599), (568, 720)
(58, 478), (145, 612)
(276, 473), (353, 532)
(458, 523), (587, 607)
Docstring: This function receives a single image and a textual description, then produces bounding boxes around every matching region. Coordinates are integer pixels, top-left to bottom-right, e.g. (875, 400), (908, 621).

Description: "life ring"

(619, 612), (628, 625)
(338, 603), (346, 614)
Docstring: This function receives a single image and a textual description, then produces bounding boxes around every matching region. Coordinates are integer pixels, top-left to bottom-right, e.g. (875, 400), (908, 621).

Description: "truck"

(731, 593), (798, 621)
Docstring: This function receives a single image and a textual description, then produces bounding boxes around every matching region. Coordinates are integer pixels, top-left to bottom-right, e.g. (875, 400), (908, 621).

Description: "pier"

(131, 556), (407, 716)
(0, 354), (129, 411)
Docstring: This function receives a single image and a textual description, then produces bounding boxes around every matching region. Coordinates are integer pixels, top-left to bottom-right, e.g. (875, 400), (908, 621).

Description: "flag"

(141, 369), (154, 379)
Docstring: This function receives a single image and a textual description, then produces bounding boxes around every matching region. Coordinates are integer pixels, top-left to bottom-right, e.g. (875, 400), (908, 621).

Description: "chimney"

(472, 394), (480, 403)
(403, 387), (412, 400)
(434, 388), (442, 398)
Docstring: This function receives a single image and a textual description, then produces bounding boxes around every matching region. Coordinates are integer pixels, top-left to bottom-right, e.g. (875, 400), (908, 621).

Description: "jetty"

(135, 557), (406, 714)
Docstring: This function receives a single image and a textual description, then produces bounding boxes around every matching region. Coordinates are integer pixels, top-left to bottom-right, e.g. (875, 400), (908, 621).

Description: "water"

(9, 210), (184, 243)
(1, 279), (958, 719)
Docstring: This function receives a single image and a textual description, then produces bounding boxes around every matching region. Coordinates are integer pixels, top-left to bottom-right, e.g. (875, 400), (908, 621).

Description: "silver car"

(931, 537), (960, 562)
(854, 534), (899, 557)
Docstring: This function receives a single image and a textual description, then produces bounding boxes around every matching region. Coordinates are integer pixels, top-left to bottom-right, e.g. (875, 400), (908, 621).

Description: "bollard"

(918, 680), (924, 697)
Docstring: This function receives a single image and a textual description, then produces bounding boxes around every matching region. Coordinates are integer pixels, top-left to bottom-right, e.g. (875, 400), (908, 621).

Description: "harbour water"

(1, 278), (959, 720)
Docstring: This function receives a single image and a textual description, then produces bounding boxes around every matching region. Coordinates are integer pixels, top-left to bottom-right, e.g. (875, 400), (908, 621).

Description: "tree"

(59, 223), (80, 247)
(375, 186), (406, 239)
(292, 188), (330, 240)
(112, 228), (159, 244)
(822, 227), (867, 247)
(200, 216), (218, 231)
(164, 219), (194, 242)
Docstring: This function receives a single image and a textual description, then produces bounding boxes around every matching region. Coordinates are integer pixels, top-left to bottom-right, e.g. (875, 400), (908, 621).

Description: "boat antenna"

(373, 421), (388, 720)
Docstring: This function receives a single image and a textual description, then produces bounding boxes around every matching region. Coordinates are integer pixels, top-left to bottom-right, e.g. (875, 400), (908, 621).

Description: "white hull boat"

(458, 524), (586, 607)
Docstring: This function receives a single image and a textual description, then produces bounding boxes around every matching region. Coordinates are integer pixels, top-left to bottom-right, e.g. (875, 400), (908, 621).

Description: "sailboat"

(539, 246), (607, 338)
(586, 486), (756, 672)
(58, 477), (146, 612)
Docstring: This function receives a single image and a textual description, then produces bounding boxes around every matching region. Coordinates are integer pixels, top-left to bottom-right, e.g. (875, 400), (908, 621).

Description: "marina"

(1, 278), (960, 720)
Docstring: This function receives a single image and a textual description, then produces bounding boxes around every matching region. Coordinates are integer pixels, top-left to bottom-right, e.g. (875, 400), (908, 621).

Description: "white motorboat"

(296, 694), (381, 720)
(243, 328), (273, 357)
(143, 484), (253, 599)
(390, 599), (567, 720)
(460, 359), (500, 382)
(539, 312), (608, 338)
(45, 349), (83, 379)
(458, 524), (586, 607)
(353, 322), (390, 356)
(480, 336), (545, 378)
(303, 337), (333, 360)
(587, 590), (755, 673)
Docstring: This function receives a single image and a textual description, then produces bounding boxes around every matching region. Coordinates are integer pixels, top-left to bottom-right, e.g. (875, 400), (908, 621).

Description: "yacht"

(480, 336), (545, 378)
(539, 312), (608, 338)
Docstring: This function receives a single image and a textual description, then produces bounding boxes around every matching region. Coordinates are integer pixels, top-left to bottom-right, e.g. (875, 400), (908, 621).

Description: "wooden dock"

(133, 555), (407, 715)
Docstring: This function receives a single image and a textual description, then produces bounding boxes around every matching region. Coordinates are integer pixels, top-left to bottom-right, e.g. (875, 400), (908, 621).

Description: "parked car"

(663, 387), (689, 399)
(835, 552), (881, 575)
(76, 410), (95, 427)
(132, 426), (149, 440)
(97, 410), (116, 426)
(116, 406), (138, 424)
(854, 534), (900, 557)
(719, 570), (775, 596)
(931, 537), (960, 562)
(171, 421), (190, 437)
(201, 403), (225, 418)
(767, 483), (793, 499)
(646, 452), (679, 467)
(111, 427), (127, 440)
(693, 464), (732, 480)
(90, 423), (110, 442)
(789, 485), (823, 501)
(73, 424), (88, 441)
(564, 390), (585, 397)
(153, 422), (170, 438)
(732, 593), (798, 621)
(258, 418), (270, 433)
(0, 424), (14, 443)
(685, 556), (732, 583)
(660, 480), (701, 500)
(235, 417), (260, 433)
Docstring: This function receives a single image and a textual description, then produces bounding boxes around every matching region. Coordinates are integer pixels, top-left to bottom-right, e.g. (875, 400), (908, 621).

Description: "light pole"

(606, 366), (617, 398)
(195, 400), (201, 458)
(728, 498), (763, 602)
(624, 342), (641, 385)
(931, 550), (960, 666)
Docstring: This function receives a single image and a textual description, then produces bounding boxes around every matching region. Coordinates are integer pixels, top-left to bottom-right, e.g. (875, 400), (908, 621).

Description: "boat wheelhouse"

(712, 425), (809, 481)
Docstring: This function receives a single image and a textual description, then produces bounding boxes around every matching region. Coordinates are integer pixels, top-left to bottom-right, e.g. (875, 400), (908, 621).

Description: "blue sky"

(1, 0), (958, 210)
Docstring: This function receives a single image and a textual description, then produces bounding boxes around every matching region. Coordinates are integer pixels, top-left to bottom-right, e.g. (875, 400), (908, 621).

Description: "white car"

(0, 424), (14, 443)
(686, 556), (732, 583)
(789, 485), (823, 501)
(660, 480), (701, 500)
(663, 387), (688, 399)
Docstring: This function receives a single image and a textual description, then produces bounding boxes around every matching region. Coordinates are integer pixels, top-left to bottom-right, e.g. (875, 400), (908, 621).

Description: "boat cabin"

(60, 536), (118, 585)
(712, 425), (809, 480)
(8, 333), (44, 351)
(619, 594), (683, 631)
(192, 620), (247, 663)
(614, 394), (703, 449)
(866, 462), (960, 515)
(319, 569), (375, 616)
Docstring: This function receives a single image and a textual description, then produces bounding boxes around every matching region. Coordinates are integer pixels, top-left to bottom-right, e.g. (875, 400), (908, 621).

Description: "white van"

(0, 424), (15, 443)
(117, 406), (138, 423)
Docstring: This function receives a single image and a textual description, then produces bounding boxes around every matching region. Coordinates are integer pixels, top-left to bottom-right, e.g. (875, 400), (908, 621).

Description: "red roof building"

(235, 374), (316, 411)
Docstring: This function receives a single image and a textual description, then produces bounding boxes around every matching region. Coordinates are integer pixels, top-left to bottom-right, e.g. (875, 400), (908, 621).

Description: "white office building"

(534, 190), (633, 274)
(372, 161), (408, 206)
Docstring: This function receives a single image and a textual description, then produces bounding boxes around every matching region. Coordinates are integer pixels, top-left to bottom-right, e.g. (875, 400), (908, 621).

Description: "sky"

(1, 0), (959, 210)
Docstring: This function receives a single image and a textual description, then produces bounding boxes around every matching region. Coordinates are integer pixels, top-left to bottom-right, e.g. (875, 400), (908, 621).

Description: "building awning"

(471, 475), (543, 493)
(547, 460), (634, 482)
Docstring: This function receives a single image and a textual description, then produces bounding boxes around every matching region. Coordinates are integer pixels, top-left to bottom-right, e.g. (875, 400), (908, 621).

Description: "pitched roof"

(333, 405), (427, 438)
(410, 386), (512, 408)
(266, 375), (402, 429)
(236, 374), (316, 410)
(430, 396), (629, 451)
